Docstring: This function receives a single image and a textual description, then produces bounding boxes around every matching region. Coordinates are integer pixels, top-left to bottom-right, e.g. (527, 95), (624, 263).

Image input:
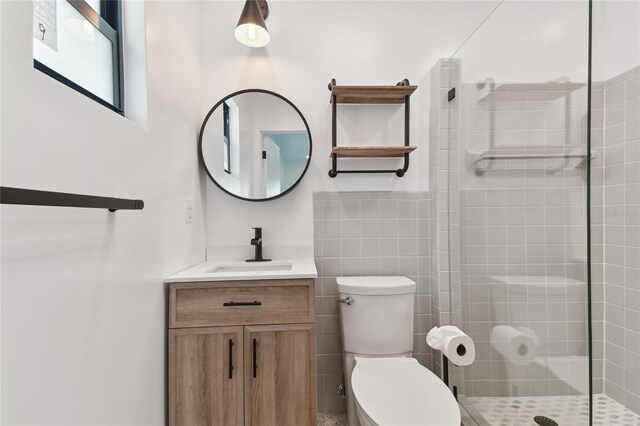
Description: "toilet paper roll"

(490, 325), (539, 366)
(426, 326), (476, 366)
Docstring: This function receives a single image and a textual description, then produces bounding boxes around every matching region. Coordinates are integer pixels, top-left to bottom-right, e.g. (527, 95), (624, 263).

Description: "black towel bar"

(0, 186), (144, 212)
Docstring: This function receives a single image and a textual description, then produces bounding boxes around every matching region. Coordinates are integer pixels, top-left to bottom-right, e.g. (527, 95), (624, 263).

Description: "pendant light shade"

(235, 0), (270, 48)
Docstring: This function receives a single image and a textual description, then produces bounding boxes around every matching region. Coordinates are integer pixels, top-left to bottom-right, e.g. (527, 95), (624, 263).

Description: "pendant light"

(234, 0), (270, 48)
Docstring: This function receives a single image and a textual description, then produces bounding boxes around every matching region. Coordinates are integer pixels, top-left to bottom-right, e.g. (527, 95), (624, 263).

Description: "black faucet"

(246, 227), (271, 262)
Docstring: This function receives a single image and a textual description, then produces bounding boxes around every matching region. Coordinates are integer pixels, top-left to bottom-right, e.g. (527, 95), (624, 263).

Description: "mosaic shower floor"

(468, 393), (640, 426)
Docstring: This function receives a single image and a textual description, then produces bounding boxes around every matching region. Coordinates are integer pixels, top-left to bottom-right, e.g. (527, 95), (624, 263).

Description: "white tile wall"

(443, 69), (593, 397)
(313, 191), (432, 414)
(602, 65), (640, 415)
(428, 58), (462, 380)
(432, 61), (639, 414)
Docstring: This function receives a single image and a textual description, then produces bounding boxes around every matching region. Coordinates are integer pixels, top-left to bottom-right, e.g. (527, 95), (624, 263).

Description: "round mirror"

(199, 89), (312, 201)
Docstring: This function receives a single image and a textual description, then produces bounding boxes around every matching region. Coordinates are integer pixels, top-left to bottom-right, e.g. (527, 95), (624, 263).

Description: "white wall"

(593, 0), (640, 81)
(1, 1), (205, 424)
(201, 0), (502, 256)
(447, 0), (640, 91)
(451, 0), (592, 85)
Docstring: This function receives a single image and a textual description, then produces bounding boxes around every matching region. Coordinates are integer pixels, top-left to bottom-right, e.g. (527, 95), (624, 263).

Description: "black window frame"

(33, 0), (124, 114)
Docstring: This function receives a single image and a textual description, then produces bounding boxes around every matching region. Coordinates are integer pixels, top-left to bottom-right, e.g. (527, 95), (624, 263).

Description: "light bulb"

(247, 24), (256, 41)
(235, 23), (270, 48)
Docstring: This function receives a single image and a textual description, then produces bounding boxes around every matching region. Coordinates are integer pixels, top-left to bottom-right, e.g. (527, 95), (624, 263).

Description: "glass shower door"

(443, 2), (593, 424)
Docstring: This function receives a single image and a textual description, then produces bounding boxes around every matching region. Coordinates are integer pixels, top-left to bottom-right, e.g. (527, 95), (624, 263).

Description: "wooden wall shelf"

(331, 146), (417, 158)
(330, 85), (417, 104)
(327, 79), (417, 177)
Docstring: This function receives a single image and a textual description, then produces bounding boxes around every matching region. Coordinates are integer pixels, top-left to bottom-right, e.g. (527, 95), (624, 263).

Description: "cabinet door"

(169, 326), (243, 426)
(244, 324), (317, 426)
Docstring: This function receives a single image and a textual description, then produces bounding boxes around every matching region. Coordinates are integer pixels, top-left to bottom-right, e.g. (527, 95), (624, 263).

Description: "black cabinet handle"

(228, 339), (233, 379)
(223, 301), (262, 307)
(252, 338), (258, 378)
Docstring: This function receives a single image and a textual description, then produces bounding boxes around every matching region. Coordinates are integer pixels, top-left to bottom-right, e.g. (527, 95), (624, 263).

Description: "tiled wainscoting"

(313, 191), (432, 413)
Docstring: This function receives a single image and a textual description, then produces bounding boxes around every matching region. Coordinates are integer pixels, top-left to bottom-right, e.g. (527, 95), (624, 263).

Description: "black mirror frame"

(199, 89), (313, 202)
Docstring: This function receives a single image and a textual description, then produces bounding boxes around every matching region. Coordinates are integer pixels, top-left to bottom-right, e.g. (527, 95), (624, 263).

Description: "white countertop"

(165, 258), (318, 283)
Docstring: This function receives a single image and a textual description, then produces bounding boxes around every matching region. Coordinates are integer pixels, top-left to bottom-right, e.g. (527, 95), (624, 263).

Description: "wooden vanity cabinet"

(244, 324), (316, 426)
(168, 279), (316, 426)
(169, 326), (244, 426)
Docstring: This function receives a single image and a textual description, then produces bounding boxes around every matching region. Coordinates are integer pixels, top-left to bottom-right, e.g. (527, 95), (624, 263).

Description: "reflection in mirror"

(200, 90), (312, 201)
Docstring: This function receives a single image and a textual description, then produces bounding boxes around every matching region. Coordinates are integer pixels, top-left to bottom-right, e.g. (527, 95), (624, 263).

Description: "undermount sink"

(208, 263), (293, 273)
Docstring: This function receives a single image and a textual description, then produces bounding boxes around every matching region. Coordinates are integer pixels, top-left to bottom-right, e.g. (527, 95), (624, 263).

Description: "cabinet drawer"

(169, 279), (314, 328)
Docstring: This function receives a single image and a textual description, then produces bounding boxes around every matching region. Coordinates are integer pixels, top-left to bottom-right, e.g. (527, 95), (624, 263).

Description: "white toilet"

(337, 276), (461, 426)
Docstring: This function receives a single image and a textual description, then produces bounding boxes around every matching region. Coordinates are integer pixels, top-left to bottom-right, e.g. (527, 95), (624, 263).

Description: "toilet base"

(355, 399), (376, 426)
(343, 352), (412, 426)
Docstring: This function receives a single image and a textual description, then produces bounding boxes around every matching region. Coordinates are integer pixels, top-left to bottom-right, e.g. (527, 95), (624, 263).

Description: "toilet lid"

(351, 358), (461, 426)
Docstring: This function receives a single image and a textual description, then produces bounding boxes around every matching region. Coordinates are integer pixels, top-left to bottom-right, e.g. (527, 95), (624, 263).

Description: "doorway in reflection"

(262, 131), (310, 199)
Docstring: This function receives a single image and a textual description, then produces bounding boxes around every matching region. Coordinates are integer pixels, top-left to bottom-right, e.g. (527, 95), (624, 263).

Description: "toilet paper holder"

(441, 355), (459, 400)
(441, 346), (469, 388)
(443, 355), (451, 386)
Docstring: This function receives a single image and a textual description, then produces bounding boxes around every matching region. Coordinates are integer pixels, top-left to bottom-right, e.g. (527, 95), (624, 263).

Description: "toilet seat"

(351, 357), (461, 426)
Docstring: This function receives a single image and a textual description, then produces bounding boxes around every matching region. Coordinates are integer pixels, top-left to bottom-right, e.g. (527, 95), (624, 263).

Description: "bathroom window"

(33, 0), (123, 113)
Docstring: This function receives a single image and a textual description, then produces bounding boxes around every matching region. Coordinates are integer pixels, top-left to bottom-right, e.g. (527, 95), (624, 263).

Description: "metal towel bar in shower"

(469, 150), (594, 176)
(477, 153), (592, 161)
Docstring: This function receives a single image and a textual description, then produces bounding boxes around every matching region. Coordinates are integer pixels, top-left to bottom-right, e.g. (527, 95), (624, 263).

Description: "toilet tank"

(337, 276), (416, 355)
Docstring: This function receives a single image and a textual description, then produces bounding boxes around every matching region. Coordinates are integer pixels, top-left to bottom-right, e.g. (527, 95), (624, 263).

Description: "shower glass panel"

(445, 1), (593, 424)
